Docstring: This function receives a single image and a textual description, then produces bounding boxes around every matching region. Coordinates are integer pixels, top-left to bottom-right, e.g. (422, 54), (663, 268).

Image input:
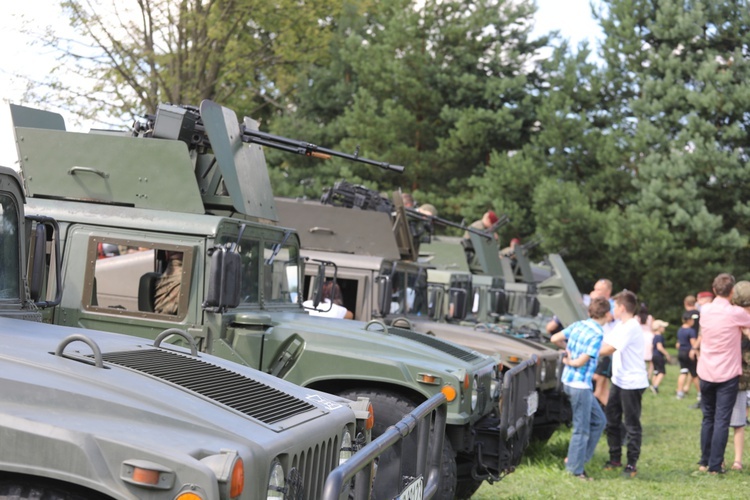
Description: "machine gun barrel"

(405, 207), (499, 239)
(240, 127), (405, 174)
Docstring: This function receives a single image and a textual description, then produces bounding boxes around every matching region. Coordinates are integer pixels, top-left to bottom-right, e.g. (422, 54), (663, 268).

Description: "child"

(650, 319), (671, 394)
(550, 296), (611, 480)
(675, 311), (699, 399)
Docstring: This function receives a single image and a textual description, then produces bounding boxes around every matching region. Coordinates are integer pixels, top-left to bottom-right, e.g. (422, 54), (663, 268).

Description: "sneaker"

(677, 391), (685, 399)
(650, 385), (659, 395)
(623, 464), (637, 478)
(603, 460), (622, 470)
(689, 401), (701, 409)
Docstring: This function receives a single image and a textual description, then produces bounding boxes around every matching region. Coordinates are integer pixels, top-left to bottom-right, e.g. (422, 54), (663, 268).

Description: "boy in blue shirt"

(676, 311), (699, 399)
(551, 297), (611, 480)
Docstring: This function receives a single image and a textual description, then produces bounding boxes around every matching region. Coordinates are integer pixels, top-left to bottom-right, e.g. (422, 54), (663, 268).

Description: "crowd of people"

(552, 273), (750, 480)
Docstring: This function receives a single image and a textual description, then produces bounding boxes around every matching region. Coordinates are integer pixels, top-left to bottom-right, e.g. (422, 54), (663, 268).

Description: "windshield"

(216, 231), (300, 307)
(388, 268), (429, 317)
(0, 193), (20, 299)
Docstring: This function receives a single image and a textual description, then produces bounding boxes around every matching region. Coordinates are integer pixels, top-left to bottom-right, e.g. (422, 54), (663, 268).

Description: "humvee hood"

(261, 311), (492, 370)
(0, 317), (351, 451)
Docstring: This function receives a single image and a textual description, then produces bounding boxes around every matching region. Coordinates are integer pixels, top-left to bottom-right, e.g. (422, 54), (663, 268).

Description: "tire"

(455, 477), (483, 499)
(338, 389), (457, 500)
(0, 480), (102, 500)
(531, 423), (558, 443)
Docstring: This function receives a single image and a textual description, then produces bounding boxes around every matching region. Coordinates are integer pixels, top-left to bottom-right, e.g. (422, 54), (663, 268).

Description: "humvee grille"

(387, 326), (482, 362)
(99, 349), (317, 424)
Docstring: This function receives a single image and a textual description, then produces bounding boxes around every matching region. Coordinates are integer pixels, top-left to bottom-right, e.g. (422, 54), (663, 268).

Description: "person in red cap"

(464, 210), (499, 237)
(463, 209), (500, 273)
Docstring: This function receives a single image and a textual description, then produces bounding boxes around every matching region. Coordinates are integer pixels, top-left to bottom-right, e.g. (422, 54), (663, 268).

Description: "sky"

(0, 0), (604, 166)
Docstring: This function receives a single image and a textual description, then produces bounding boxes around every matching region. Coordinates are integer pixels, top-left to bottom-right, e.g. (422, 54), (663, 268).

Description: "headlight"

(340, 429), (353, 465)
(267, 459), (285, 499)
(471, 376), (479, 411)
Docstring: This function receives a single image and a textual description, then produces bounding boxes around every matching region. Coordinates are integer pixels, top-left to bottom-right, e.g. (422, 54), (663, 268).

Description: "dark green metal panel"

(468, 233), (504, 277)
(9, 104), (66, 131)
(276, 197), (401, 259)
(199, 100), (277, 221)
(14, 127), (205, 213)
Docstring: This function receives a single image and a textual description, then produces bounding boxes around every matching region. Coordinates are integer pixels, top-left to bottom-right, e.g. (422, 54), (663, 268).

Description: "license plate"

(395, 476), (423, 500)
(527, 391), (539, 416)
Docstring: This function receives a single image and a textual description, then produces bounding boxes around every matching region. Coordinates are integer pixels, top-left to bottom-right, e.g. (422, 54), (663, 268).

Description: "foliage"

(27, 0), (341, 124)
(266, 0), (548, 210)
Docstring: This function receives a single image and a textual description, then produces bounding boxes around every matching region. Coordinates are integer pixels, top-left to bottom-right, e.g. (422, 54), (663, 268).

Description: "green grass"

(474, 356), (750, 499)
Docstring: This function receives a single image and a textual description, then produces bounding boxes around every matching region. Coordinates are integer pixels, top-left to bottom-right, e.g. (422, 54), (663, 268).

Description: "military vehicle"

(11, 101), (537, 499)
(424, 231), (588, 331)
(0, 164), (453, 500)
(275, 189), (568, 441)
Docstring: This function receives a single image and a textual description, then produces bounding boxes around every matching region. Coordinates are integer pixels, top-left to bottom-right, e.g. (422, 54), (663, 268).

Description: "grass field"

(474, 356), (750, 499)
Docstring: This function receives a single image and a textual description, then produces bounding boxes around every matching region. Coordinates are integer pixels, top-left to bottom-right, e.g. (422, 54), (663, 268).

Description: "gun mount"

(133, 104), (405, 174)
(10, 100), (402, 224)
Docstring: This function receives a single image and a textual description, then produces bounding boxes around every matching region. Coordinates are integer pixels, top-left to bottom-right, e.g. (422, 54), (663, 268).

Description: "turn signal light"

(230, 457), (245, 497)
(176, 494), (203, 500)
(463, 373), (470, 391)
(366, 403), (375, 431)
(417, 373), (441, 385)
(507, 356), (521, 364)
(131, 467), (160, 485)
(441, 385), (457, 402)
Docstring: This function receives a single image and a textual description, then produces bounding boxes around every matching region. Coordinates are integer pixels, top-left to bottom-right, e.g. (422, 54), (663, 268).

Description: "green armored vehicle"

(12, 101), (537, 499)
(275, 190), (568, 441)
(0, 165), (417, 500)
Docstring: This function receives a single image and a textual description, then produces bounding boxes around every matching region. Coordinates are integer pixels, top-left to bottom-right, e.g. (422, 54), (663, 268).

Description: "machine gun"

(132, 103), (405, 174)
(405, 208), (509, 240)
(320, 180), (395, 213)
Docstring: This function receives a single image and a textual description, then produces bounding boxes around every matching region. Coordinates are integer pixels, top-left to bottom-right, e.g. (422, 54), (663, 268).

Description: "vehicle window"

(0, 194), (20, 299)
(84, 238), (192, 320)
(407, 271), (429, 316)
(216, 233), (262, 305)
(390, 271), (407, 314)
(263, 243), (300, 304)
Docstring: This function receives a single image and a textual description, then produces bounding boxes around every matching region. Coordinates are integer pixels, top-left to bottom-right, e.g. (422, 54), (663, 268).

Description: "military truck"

(275, 192), (568, 441)
(11, 101), (537, 499)
(0, 164), (453, 500)
(423, 231), (588, 332)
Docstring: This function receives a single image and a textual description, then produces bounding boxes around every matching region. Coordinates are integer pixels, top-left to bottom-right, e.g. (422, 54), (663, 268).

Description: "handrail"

(322, 392), (448, 500)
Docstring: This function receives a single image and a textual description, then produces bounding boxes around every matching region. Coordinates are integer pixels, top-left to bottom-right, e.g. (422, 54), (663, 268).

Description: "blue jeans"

(700, 376), (739, 472)
(564, 384), (606, 475)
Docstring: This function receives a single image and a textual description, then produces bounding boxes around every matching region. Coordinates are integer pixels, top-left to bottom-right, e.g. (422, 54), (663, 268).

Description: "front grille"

(99, 349), (316, 424)
(386, 326), (482, 362)
(291, 434), (339, 499)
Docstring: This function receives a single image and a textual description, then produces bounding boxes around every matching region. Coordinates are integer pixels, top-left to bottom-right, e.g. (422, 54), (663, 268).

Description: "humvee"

(275, 192), (569, 441)
(0, 165), (452, 500)
(12, 101), (537, 499)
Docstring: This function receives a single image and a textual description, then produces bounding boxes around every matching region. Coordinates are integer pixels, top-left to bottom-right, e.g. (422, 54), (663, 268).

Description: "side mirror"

(447, 287), (467, 320)
(26, 215), (62, 308)
(203, 245), (241, 311)
(302, 259), (337, 312)
(376, 274), (392, 317)
(427, 284), (443, 321)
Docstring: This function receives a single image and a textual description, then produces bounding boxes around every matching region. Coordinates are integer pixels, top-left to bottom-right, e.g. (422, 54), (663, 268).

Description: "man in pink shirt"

(697, 273), (750, 473)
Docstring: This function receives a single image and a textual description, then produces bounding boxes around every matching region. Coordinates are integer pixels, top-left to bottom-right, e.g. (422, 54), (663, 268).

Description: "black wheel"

(455, 477), (483, 499)
(0, 480), (104, 500)
(531, 423), (558, 443)
(338, 389), (457, 500)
